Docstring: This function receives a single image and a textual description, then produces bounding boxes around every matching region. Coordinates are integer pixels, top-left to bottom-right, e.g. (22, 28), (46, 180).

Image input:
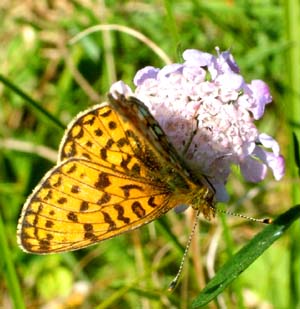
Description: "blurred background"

(0, 1), (299, 308)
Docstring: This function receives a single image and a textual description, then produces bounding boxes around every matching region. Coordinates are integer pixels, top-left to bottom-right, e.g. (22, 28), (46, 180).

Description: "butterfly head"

(190, 185), (216, 220)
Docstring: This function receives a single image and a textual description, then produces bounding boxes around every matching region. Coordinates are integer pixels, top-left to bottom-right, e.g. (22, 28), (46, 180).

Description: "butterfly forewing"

(108, 94), (214, 190)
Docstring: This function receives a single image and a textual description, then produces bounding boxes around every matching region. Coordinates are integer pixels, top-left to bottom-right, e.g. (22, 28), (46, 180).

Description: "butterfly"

(17, 92), (215, 253)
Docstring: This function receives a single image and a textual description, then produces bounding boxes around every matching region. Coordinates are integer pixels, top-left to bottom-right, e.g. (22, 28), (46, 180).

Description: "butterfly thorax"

(157, 164), (215, 220)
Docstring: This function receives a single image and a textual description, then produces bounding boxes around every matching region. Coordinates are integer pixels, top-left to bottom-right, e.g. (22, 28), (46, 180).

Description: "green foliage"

(192, 206), (300, 307)
(0, 1), (299, 308)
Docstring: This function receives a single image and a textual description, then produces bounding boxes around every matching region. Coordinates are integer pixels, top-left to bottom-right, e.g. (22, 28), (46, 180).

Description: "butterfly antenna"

(168, 209), (202, 291)
(215, 207), (272, 224)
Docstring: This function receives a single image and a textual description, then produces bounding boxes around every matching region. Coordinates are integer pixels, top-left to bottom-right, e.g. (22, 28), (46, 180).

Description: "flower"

(110, 48), (285, 202)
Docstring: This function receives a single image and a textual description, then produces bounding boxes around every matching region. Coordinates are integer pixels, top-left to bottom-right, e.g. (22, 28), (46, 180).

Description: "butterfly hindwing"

(18, 157), (175, 253)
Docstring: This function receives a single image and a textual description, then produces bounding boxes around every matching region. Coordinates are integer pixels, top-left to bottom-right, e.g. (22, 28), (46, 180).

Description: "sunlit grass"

(0, 1), (298, 308)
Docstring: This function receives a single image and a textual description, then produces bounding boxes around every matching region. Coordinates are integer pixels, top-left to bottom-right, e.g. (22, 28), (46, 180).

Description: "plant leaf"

(192, 205), (300, 308)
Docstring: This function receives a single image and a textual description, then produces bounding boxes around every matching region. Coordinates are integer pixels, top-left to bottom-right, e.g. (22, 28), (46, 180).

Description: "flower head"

(110, 48), (285, 201)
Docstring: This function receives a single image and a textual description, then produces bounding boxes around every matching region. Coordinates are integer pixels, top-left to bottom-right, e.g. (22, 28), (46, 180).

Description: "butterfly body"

(17, 93), (215, 253)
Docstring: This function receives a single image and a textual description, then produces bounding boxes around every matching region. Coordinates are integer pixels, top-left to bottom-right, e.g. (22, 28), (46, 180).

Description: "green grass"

(1, 1), (299, 308)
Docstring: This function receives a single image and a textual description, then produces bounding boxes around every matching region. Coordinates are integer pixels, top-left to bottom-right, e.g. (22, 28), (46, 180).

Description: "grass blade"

(0, 74), (65, 131)
(192, 205), (300, 308)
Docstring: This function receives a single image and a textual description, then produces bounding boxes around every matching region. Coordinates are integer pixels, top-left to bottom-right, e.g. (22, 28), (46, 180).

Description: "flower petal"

(258, 133), (280, 156)
(216, 72), (244, 91)
(158, 64), (183, 79)
(134, 66), (160, 86)
(183, 49), (214, 67)
(252, 145), (285, 180)
(212, 182), (229, 202)
(240, 157), (267, 182)
(247, 80), (272, 119)
(218, 50), (240, 73)
(267, 154), (285, 180)
(110, 81), (133, 98)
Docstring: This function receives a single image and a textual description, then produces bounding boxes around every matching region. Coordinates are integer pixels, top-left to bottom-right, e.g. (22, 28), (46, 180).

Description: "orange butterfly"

(17, 93), (215, 253)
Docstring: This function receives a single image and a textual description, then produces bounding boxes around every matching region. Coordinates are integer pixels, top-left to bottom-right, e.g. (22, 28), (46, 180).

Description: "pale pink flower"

(110, 48), (285, 202)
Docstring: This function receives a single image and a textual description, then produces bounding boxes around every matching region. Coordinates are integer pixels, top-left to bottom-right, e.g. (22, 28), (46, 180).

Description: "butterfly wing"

(18, 95), (200, 253)
(58, 95), (190, 180)
(17, 158), (174, 253)
(107, 94), (214, 189)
